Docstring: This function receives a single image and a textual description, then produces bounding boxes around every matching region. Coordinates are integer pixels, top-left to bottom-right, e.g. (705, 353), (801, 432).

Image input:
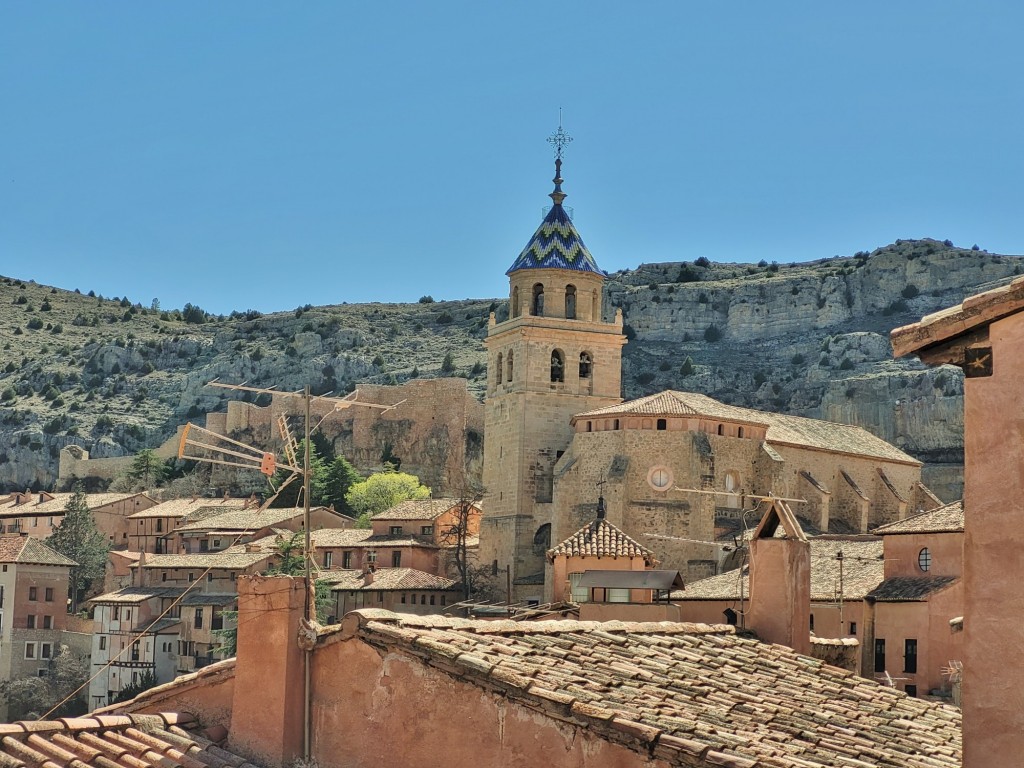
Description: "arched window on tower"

(532, 283), (545, 316)
(506, 350), (514, 382)
(579, 351), (592, 379)
(511, 286), (520, 318)
(550, 349), (565, 383)
(496, 353), (503, 386)
(565, 284), (577, 319)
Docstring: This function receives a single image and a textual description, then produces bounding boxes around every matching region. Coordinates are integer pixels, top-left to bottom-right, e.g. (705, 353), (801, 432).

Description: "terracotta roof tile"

(371, 498), (473, 521)
(91, 587), (185, 604)
(322, 568), (459, 591)
(140, 551), (271, 570)
(309, 529), (374, 547)
(548, 519), (655, 563)
(677, 537), (884, 602)
(175, 506), (339, 533)
(867, 576), (958, 602)
(0, 492), (153, 518)
(127, 497), (250, 520)
(0, 535), (76, 567)
(573, 391), (920, 465)
(872, 500), (964, 535)
(342, 610), (961, 767)
(0, 713), (262, 768)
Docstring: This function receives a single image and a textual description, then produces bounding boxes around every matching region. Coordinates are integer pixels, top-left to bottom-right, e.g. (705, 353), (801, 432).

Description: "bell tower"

(480, 126), (626, 600)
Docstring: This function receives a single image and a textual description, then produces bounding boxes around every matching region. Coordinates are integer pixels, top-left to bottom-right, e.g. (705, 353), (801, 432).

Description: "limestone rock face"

(0, 239), (1016, 498)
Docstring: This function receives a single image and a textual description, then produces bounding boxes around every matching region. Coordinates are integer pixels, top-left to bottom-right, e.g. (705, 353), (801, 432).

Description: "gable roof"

(323, 568), (459, 592)
(872, 500), (964, 535)
(371, 498), (470, 521)
(127, 496), (251, 520)
(677, 537), (884, 602)
(0, 712), (260, 768)
(91, 587), (186, 604)
(175, 506), (341, 533)
(867, 575), (959, 602)
(0, 492), (153, 518)
(139, 551), (272, 570)
(891, 274), (1024, 358)
(0, 535), (76, 567)
(548, 518), (654, 563)
(331, 610), (961, 767)
(311, 528), (375, 547)
(573, 390), (920, 465)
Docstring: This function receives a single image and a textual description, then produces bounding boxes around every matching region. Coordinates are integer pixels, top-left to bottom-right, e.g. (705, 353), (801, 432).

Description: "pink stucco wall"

(310, 635), (671, 768)
(962, 310), (1024, 766)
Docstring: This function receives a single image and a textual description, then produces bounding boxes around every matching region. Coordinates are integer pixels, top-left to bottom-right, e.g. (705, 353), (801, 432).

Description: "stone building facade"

(479, 160), (626, 597)
(480, 160), (940, 603)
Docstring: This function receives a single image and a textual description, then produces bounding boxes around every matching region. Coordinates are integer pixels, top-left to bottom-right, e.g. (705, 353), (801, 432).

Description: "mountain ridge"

(1, 237), (1019, 498)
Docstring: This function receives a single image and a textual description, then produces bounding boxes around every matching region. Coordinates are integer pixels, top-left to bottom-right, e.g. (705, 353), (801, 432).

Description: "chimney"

(134, 551), (146, 587)
(362, 568), (374, 586)
(746, 499), (811, 655)
(245, 543), (260, 554)
(229, 576), (305, 766)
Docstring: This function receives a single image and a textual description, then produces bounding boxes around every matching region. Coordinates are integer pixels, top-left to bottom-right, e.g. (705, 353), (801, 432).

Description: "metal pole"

(506, 565), (512, 617)
(303, 385), (312, 762)
(837, 550), (845, 633)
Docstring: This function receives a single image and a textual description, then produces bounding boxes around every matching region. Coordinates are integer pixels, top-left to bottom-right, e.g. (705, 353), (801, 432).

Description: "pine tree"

(321, 455), (362, 516)
(46, 490), (109, 612)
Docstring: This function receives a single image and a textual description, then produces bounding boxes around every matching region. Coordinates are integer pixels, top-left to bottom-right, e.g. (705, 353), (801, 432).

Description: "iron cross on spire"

(547, 113), (573, 162)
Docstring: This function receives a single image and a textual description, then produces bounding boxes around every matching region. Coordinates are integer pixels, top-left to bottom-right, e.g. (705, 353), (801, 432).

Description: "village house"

(173, 505), (354, 555)
(545, 503), (684, 621)
(0, 534), (78, 719)
(862, 500), (964, 698)
(71, 573), (963, 768)
(673, 534), (883, 664)
(125, 495), (254, 553)
(175, 592), (236, 675)
(0, 491), (156, 546)
(890, 274), (1024, 764)
(479, 158), (942, 602)
(323, 568), (460, 620)
(308, 498), (481, 579)
(88, 586), (182, 710)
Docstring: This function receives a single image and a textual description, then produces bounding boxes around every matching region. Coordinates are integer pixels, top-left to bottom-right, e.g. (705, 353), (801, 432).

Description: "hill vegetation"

(1, 237), (1020, 499)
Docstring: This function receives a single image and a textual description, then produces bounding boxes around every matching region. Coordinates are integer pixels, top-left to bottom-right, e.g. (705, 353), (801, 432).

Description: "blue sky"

(2, 3), (1023, 314)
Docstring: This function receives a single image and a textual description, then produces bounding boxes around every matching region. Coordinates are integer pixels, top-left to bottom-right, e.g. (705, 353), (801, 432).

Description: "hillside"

(2, 238), (1019, 498)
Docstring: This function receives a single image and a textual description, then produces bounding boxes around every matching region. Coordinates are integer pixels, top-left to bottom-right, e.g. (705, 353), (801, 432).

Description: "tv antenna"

(178, 379), (405, 761)
(178, 379), (404, 621)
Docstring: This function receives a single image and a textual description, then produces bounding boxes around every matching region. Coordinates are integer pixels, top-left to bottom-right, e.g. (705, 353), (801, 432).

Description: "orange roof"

(0, 712), (256, 768)
(548, 518), (654, 563)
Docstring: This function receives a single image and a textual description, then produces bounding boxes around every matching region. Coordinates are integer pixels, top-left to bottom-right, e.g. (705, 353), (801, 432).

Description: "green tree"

(46, 490), (109, 612)
(321, 455), (362, 515)
(0, 646), (90, 719)
(124, 448), (168, 489)
(345, 469), (430, 527)
(113, 670), (159, 703)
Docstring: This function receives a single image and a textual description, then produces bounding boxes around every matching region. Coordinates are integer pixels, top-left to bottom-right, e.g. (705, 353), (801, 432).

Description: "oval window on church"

(648, 466), (673, 492)
(918, 548), (931, 572)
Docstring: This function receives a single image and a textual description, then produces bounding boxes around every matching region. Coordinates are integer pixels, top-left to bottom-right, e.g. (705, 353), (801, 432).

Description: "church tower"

(480, 128), (626, 600)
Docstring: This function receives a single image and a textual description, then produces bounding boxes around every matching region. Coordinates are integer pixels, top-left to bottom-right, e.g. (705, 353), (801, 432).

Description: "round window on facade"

(918, 547), (931, 572)
(648, 466), (673, 492)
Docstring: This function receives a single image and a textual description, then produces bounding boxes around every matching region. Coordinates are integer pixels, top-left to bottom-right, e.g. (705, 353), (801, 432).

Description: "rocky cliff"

(1, 238), (1017, 499)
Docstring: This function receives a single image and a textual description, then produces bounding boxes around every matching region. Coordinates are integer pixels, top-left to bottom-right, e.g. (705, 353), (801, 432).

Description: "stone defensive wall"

(57, 428), (185, 488)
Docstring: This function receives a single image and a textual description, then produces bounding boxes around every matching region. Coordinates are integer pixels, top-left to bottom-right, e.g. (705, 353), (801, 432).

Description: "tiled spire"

(505, 133), (603, 276)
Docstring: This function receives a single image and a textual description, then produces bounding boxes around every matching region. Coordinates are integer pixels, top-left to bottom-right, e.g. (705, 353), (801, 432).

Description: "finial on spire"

(547, 112), (572, 207)
(547, 110), (573, 162)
